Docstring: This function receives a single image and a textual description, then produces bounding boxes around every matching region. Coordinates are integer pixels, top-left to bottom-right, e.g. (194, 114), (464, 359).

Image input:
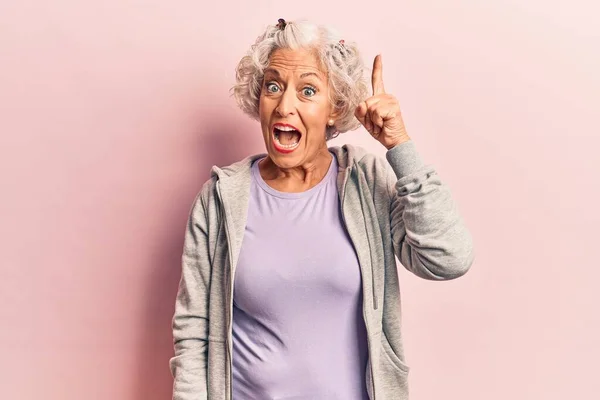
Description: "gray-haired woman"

(170, 19), (474, 400)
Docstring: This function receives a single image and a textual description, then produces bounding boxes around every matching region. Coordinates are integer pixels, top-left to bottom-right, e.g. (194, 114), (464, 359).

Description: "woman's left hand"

(355, 54), (411, 150)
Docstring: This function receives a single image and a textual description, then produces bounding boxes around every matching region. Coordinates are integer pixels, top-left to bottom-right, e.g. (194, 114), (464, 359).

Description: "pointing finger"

(372, 54), (385, 95)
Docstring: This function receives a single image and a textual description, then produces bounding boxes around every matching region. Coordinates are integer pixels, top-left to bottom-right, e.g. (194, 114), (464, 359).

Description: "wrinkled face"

(258, 47), (336, 168)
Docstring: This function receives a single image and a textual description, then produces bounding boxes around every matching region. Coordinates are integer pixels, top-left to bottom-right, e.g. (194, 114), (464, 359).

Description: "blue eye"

(303, 86), (316, 96)
(266, 82), (280, 93)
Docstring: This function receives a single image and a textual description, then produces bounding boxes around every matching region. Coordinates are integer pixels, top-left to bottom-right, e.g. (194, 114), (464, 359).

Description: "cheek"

(258, 97), (272, 123)
(304, 103), (330, 131)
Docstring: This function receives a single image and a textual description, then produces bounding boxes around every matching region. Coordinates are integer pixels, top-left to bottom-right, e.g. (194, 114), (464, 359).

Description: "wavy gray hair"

(231, 20), (369, 141)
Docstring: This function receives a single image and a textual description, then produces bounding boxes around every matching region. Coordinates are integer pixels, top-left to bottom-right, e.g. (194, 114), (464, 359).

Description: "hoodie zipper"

(215, 181), (234, 400)
(340, 165), (377, 400)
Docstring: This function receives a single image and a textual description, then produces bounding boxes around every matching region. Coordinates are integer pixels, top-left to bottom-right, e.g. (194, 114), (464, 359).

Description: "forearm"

(386, 140), (475, 280)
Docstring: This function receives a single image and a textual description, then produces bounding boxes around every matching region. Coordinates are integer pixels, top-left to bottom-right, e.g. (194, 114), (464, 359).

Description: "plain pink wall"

(1, 1), (598, 399)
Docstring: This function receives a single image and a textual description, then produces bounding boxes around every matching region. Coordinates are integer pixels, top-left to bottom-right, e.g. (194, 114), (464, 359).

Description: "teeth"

(274, 135), (299, 149)
(275, 125), (297, 132)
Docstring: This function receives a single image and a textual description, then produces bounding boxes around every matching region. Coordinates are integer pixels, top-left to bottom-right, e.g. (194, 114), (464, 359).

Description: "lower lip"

(272, 132), (300, 154)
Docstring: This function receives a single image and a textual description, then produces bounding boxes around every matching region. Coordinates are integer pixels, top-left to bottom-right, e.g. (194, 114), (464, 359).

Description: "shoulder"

(331, 144), (394, 207)
(189, 151), (263, 217)
(185, 176), (218, 222)
(331, 143), (393, 181)
(330, 143), (389, 172)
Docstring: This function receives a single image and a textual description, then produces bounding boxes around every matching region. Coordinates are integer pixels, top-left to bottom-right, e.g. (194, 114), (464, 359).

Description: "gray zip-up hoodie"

(170, 140), (475, 400)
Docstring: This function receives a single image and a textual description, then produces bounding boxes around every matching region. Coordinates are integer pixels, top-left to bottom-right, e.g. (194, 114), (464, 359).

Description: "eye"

(266, 82), (280, 93)
(302, 86), (317, 97)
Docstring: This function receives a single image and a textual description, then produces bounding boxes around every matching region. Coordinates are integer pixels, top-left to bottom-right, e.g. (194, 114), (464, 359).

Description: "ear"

(329, 102), (343, 121)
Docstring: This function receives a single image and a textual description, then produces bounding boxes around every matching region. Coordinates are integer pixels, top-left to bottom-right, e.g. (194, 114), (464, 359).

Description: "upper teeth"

(276, 126), (296, 131)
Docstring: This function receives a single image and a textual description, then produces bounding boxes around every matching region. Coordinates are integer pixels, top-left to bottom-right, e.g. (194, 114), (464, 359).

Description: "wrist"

(385, 135), (411, 150)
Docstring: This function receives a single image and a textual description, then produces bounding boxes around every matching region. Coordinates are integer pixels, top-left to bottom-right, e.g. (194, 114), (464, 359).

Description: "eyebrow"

(264, 68), (323, 81)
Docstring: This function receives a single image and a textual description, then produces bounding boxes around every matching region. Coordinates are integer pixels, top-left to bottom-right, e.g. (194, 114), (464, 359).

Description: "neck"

(258, 146), (333, 193)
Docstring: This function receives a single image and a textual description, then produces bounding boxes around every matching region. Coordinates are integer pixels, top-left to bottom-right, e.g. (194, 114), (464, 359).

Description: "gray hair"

(231, 20), (369, 141)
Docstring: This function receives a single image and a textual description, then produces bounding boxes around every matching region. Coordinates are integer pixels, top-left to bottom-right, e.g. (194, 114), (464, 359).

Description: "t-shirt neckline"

(251, 152), (337, 199)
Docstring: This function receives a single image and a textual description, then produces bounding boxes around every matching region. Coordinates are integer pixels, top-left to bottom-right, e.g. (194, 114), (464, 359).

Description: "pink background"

(1, 1), (598, 399)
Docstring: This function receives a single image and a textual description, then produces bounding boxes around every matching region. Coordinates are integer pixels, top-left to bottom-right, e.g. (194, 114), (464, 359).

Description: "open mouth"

(272, 123), (302, 153)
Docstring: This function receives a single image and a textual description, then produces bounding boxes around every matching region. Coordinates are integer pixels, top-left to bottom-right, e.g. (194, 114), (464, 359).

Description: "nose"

(275, 87), (296, 117)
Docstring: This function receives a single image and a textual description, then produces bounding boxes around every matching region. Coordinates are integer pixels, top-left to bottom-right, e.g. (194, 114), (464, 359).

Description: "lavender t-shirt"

(232, 152), (369, 400)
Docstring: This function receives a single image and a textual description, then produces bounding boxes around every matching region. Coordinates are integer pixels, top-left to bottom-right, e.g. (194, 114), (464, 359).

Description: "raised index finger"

(372, 54), (385, 95)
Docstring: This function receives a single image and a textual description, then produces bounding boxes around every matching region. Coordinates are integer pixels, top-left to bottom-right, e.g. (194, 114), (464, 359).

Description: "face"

(258, 47), (337, 169)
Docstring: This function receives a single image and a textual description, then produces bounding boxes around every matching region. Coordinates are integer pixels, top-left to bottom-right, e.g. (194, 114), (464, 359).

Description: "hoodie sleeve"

(169, 186), (211, 400)
(384, 140), (475, 280)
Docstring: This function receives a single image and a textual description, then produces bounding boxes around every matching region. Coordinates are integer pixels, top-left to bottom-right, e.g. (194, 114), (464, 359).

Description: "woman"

(170, 19), (474, 400)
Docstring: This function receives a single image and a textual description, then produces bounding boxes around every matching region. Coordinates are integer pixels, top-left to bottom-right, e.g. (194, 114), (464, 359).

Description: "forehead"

(265, 48), (326, 80)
